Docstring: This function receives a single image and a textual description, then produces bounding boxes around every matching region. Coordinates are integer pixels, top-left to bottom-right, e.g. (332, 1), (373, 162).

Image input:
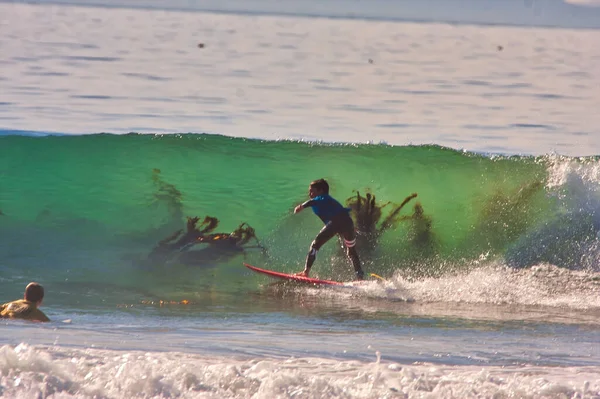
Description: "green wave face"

(0, 134), (595, 303)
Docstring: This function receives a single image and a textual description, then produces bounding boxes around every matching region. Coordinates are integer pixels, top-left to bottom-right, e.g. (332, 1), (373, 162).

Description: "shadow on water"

(339, 179), (579, 278)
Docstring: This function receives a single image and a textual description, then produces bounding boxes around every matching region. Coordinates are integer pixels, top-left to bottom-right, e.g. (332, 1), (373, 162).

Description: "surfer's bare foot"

(294, 270), (309, 277)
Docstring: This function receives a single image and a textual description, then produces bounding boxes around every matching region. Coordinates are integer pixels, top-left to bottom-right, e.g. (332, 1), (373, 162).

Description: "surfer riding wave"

(294, 178), (365, 280)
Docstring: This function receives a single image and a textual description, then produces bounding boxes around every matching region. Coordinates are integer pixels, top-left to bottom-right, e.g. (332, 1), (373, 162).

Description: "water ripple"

(122, 72), (171, 81)
(509, 123), (556, 130)
(0, 2), (598, 156)
(59, 55), (122, 62)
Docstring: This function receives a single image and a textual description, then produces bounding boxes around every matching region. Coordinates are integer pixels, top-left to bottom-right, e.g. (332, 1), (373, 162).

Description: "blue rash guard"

(302, 194), (350, 224)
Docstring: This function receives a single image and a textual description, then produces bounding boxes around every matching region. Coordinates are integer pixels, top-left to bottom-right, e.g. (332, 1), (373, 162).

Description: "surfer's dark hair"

(310, 179), (329, 194)
(25, 282), (44, 303)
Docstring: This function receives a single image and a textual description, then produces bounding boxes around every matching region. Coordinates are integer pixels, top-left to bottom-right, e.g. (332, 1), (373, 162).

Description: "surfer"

(0, 282), (50, 322)
(294, 179), (365, 280)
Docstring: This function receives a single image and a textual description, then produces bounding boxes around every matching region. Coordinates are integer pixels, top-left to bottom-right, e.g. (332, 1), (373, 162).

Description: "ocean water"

(1, 1), (600, 398)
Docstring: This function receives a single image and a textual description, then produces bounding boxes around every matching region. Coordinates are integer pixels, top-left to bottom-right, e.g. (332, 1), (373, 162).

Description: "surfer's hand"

(294, 205), (303, 214)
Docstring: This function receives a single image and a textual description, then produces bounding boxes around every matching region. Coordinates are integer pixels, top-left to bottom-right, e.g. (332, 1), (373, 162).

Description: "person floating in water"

(294, 178), (365, 280)
(0, 282), (50, 322)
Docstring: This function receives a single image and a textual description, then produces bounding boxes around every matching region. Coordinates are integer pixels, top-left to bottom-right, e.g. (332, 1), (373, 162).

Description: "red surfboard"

(244, 263), (364, 287)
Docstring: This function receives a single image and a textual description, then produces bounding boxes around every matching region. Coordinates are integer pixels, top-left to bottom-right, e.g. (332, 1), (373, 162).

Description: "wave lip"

(0, 128), (66, 137)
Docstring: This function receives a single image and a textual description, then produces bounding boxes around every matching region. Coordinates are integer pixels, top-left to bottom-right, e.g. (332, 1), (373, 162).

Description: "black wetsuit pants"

(305, 213), (364, 279)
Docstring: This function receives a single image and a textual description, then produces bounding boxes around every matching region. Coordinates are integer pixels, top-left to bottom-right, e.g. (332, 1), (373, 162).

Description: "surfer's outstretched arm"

(295, 198), (316, 214)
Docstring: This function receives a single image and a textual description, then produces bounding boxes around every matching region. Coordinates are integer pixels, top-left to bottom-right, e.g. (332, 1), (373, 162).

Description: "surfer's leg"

(340, 218), (364, 280)
(303, 223), (337, 275)
(346, 246), (363, 280)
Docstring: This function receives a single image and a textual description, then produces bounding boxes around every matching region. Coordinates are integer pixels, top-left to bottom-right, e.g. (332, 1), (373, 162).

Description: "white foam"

(284, 259), (600, 313)
(382, 262), (600, 310)
(504, 156), (600, 269)
(1, 344), (599, 398)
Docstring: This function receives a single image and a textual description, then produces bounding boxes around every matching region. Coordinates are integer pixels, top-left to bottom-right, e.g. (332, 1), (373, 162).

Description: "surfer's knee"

(344, 237), (356, 249)
(309, 240), (321, 253)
